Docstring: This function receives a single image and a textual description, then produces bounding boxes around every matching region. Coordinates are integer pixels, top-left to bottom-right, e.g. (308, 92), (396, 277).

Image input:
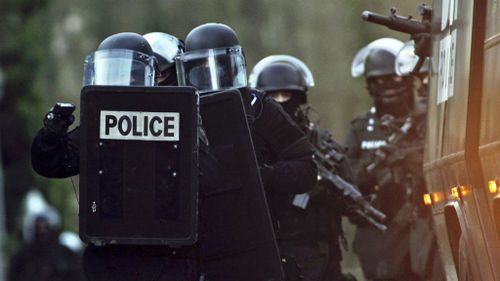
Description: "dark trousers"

(279, 240), (347, 281)
(83, 245), (198, 281)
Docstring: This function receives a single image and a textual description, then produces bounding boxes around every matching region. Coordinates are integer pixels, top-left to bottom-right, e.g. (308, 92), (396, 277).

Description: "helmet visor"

(143, 32), (184, 74)
(395, 40), (430, 75)
(176, 46), (247, 94)
(83, 49), (155, 86)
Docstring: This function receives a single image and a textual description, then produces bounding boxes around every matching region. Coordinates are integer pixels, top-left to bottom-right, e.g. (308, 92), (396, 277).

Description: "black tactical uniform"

(253, 60), (356, 281)
(176, 24), (318, 281)
(8, 212), (84, 281)
(345, 108), (430, 281)
(31, 90), (315, 215)
(244, 88), (317, 224)
(31, 126), (79, 178)
(32, 31), (197, 179)
(250, 84), (320, 281)
(31, 32), (205, 281)
(345, 38), (423, 281)
(344, 108), (409, 218)
(245, 89), (316, 197)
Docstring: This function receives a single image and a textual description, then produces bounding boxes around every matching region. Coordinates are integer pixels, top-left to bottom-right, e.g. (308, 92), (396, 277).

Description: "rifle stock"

(299, 107), (387, 231)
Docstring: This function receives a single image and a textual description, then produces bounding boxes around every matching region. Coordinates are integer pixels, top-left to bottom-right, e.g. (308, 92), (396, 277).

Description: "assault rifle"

(365, 114), (426, 189)
(298, 108), (387, 231)
(361, 5), (431, 35)
(315, 153), (387, 232)
(366, 115), (413, 174)
(362, 4), (433, 70)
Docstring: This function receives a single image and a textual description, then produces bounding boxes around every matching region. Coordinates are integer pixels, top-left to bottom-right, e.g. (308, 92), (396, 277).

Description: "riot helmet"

(254, 62), (310, 116)
(83, 32), (156, 86)
(22, 190), (61, 244)
(352, 38), (413, 117)
(143, 32), (184, 85)
(256, 63), (306, 93)
(250, 55), (314, 117)
(249, 54), (315, 89)
(176, 23), (247, 94)
(364, 48), (399, 78)
(351, 38), (404, 78)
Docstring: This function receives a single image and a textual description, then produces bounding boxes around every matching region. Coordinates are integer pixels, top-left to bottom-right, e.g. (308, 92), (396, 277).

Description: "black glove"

(43, 103), (76, 138)
(347, 209), (370, 227)
(412, 32), (431, 58)
(345, 198), (374, 227)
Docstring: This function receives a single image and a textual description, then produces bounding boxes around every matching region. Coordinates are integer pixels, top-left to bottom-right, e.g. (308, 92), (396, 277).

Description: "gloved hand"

(412, 32), (431, 58)
(43, 104), (76, 138)
(344, 194), (376, 227)
(347, 208), (370, 227)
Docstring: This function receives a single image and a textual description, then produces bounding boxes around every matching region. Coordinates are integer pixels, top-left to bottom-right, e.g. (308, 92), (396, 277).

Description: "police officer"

(31, 32), (182, 178)
(8, 207), (84, 281)
(31, 32), (202, 281)
(395, 41), (446, 281)
(344, 38), (423, 281)
(176, 23), (317, 280)
(253, 57), (357, 281)
(143, 32), (184, 86)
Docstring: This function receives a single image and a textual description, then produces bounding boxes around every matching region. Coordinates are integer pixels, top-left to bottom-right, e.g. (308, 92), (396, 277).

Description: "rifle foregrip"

(363, 204), (387, 221)
(355, 209), (388, 232)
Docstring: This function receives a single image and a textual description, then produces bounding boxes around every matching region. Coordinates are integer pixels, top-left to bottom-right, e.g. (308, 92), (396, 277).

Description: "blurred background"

(0, 0), (424, 279)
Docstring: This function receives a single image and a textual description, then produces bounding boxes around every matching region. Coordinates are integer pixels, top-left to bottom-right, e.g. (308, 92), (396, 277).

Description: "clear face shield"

(143, 32), (183, 75)
(83, 49), (156, 86)
(176, 46), (247, 94)
(395, 40), (430, 76)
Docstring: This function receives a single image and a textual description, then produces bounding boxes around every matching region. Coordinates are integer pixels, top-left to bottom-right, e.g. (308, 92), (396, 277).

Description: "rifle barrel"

(355, 209), (388, 232)
(362, 11), (428, 34)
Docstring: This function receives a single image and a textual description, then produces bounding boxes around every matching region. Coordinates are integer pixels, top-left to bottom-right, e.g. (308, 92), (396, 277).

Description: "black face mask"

(268, 92), (306, 120)
(281, 98), (303, 117)
(367, 76), (413, 118)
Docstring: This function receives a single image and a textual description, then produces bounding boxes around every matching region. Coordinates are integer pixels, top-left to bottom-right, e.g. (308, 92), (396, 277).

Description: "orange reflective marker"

(451, 187), (460, 200)
(488, 180), (498, 194)
(423, 193), (432, 206)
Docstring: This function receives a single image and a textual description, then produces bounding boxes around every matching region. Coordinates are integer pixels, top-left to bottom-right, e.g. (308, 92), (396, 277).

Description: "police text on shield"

(99, 110), (180, 141)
